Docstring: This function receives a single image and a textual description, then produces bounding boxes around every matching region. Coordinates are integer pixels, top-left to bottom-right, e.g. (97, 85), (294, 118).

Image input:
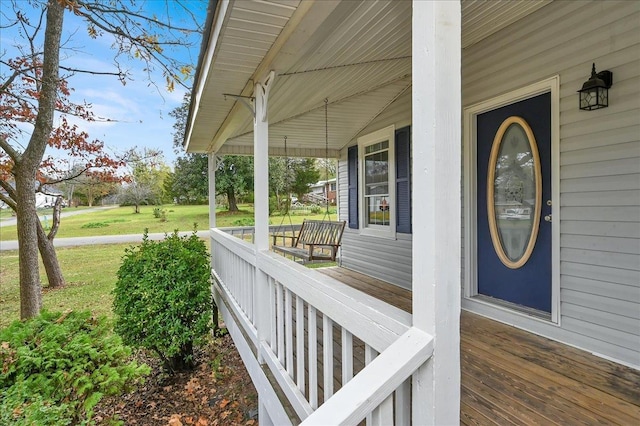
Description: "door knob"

(544, 214), (552, 222)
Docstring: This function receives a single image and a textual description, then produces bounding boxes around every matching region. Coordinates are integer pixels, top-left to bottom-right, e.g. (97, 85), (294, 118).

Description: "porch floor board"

(317, 267), (640, 425)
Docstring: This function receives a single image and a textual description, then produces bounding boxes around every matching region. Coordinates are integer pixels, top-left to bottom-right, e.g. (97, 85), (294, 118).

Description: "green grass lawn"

(0, 204), (338, 241)
(0, 244), (130, 328)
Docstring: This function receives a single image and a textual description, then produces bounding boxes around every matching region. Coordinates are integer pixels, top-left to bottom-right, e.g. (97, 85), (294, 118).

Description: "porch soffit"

(186, 0), (553, 155)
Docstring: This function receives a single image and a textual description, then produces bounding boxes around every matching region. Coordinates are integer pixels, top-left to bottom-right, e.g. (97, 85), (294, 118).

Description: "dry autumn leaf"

(168, 414), (183, 426)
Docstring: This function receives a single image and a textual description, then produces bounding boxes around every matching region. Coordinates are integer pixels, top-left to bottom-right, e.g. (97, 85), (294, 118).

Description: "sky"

(0, 0), (209, 167)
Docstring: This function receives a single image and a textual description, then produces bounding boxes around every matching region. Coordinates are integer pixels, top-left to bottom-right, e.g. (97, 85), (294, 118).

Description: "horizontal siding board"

(561, 247), (639, 271)
(561, 262), (640, 287)
(561, 235), (640, 255)
(560, 315), (640, 352)
(560, 206), (640, 222)
(340, 231), (412, 289)
(561, 124), (640, 153)
(561, 221), (640, 239)
(561, 275), (640, 303)
(561, 110), (640, 142)
(561, 289), (640, 320)
(561, 157), (640, 180)
(561, 142), (640, 167)
(561, 190), (640, 207)
(562, 303), (640, 336)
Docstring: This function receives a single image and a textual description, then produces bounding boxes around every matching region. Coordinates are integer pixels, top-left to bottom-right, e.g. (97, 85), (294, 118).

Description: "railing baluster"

(308, 305), (318, 410)
(269, 277), (276, 352)
(371, 395), (394, 426)
(395, 378), (411, 426)
(323, 314), (334, 401)
(285, 288), (294, 378)
(365, 344), (377, 425)
(296, 295), (305, 395)
(341, 328), (353, 386)
(277, 281), (284, 364)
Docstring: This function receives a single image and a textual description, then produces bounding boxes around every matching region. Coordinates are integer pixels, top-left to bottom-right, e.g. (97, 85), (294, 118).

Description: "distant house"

(184, 1), (640, 424)
(0, 182), (65, 209)
(307, 178), (336, 205)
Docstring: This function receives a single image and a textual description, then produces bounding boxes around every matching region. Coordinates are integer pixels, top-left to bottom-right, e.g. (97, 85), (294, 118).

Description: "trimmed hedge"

(113, 230), (211, 371)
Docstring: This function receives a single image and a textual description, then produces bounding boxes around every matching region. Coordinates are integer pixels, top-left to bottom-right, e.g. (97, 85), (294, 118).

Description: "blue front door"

(476, 93), (552, 313)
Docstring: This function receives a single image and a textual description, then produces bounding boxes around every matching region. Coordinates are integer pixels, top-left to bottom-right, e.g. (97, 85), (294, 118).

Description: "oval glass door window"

(487, 116), (542, 269)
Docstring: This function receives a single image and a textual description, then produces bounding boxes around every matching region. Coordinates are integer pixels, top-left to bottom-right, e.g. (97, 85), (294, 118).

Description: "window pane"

(365, 140), (389, 154)
(366, 195), (390, 226)
(365, 150), (388, 196)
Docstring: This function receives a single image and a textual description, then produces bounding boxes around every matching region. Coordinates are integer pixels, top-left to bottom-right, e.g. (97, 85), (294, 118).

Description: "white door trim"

(463, 76), (561, 324)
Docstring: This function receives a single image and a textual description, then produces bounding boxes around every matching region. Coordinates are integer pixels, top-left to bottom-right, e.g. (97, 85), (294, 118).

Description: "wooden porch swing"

(272, 99), (346, 262)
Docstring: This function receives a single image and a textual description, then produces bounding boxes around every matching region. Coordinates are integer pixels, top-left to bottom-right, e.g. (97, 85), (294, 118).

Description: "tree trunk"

(37, 196), (65, 288)
(15, 171), (42, 319)
(37, 219), (65, 289)
(227, 189), (239, 212)
(14, 0), (65, 319)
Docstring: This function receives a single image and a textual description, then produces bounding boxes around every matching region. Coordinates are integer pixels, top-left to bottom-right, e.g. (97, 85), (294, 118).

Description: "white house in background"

(35, 190), (64, 208)
(184, 1), (639, 424)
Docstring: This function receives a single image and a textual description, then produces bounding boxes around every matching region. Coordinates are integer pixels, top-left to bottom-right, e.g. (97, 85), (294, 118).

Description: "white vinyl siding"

(462, 0), (640, 366)
(338, 0), (639, 366)
(339, 150), (412, 289)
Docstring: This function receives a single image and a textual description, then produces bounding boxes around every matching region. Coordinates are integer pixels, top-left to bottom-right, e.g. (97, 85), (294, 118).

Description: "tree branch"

(59, 65), (126, 78)
(0, 191), (17, 211)
(0, 136), (21, 162)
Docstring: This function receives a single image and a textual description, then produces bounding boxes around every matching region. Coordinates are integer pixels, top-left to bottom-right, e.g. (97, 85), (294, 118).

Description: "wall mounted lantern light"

(578, 63), (613, 111)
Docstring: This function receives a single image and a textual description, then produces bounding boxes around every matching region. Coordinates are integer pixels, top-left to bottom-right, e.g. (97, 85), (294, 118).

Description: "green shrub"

(0, 310), (149, 426)
(81, 221), (109, 229)
(232, 217), (255, 227)
(113, 230), (211, 372)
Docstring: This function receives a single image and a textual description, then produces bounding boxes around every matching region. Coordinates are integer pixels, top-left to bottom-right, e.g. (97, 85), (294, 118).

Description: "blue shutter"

(347, 145), (359, 229)
(395, 126), (411, 233)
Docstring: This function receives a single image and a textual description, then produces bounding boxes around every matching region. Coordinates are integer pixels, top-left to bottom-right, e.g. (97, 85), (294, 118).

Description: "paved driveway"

(0, 230), (210, 251)
(0, 206), (119, 228)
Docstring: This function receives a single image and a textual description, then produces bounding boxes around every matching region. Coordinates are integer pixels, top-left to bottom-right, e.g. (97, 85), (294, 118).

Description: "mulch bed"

(95, 333), (258, 426)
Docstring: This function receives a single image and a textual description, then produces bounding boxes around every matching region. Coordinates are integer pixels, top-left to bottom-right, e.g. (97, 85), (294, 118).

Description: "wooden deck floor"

(319, 267), (640, 425)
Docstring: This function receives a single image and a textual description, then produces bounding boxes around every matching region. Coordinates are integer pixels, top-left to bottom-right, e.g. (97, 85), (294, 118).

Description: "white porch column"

(208, 153), (216, 229)
(411, 1), (461, 425)
(254, 71), (275, 363)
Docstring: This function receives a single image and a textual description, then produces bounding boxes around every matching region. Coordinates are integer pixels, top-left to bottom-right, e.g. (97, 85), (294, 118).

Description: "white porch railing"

(211, 228), (435, 424)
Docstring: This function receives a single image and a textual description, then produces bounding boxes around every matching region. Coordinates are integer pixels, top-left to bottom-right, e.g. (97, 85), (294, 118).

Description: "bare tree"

(0, 0), (202, 319)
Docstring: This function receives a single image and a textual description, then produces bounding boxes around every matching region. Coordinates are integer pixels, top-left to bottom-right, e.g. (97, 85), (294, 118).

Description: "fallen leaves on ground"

(95, 333), (258, 425)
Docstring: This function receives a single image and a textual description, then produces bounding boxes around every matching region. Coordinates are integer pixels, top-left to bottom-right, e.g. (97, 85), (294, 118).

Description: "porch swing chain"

(323, 98), (331, 221)
(277, 136), (295, 233)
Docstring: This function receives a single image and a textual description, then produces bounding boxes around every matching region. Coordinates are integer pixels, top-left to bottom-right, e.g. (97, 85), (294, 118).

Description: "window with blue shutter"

(395, 126), (411, 233)
(347, 145), (359, 229)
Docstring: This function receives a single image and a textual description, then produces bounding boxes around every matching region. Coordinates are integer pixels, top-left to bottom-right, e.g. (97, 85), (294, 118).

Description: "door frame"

(463, 76), (561, 324)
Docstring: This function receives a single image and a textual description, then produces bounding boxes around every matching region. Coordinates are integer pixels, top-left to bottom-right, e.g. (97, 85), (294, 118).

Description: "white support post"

(255, 71), (275, 364)
(208, 153), (216, 230)
(411, 1), (461, 425)
(209, 152), (218, 334)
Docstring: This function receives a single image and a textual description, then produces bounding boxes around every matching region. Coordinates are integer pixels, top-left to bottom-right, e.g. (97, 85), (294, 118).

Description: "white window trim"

(358, 125), (396, 239)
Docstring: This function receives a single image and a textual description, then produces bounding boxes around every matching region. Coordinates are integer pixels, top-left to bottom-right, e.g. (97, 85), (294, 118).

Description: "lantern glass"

(578, 63), (612, 111)
(579, 86), (608, 110)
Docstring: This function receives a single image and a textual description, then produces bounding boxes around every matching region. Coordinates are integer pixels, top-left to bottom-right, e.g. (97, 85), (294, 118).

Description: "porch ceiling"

(185, 0), (551, 157)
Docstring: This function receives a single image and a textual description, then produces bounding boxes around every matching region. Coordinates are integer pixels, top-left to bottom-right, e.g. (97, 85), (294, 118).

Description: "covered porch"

(320, 267), (640, 425)
(185, 0), (639, 423)
(212, 228), (640, 424)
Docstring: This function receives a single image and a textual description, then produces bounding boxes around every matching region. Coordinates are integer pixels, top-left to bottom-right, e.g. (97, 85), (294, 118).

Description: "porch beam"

(411, 1), (461, 425)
